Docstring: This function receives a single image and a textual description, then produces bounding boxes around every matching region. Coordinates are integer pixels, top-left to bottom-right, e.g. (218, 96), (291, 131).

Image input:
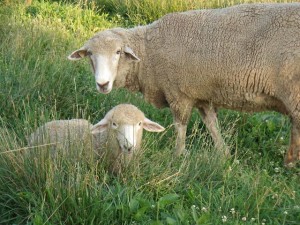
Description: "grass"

(0, 0), (299, 224)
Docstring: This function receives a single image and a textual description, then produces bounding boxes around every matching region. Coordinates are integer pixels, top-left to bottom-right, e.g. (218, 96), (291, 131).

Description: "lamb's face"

(91, 104), (166, 159)
(68, 29), (140, 94)
(111, 121), (143, 155)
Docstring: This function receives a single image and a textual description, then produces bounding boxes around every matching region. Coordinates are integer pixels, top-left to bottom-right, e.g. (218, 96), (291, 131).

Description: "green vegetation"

(0, 0), (299, 224)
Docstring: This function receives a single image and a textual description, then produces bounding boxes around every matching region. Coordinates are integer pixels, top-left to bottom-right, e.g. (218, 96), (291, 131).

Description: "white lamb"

(27, 104), (165, 173)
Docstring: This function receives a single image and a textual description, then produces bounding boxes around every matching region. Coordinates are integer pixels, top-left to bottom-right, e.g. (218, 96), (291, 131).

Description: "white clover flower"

(221, 215), (227, 222)
(201, 207), (208, 212)
(272, 193), (278, 199)
(274, 167), (280, 173)
(242, 217), (247, 221)
(230, 208), (235, 214)
(283, 211), (288, 215)
(151, 204), (155, 208)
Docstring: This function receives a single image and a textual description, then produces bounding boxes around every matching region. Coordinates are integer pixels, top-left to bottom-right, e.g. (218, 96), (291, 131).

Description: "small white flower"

(262, 223), (265, 225)
(235, 160), (240, 164)
(262, 219), (266, 222)
(272, 193), (278, 199)
(191, 205), (196, 208)
(283, 211), (288, 215)
(201, 207), (208, 212)
(242, 217), (247, 221)
(274, 167), (280, 173)
(151, 204), (155, 208)
(280, 136), (284, 141)
(222, 215), (227, 222)
(230, 208), (235, 214)
(251, 218), (255, 222)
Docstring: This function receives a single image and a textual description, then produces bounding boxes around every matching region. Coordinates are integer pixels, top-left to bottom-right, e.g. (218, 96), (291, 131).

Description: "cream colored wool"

(69, 3), (300, 166)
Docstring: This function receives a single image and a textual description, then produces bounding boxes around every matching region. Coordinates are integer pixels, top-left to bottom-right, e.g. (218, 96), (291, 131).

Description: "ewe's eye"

(112, 122), (118, 128)
(87, 51), (92, 56)
(138, 122), (142, 126)
(116, 50), (121, 55)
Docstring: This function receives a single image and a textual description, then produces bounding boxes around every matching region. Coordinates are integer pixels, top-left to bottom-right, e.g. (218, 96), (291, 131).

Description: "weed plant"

(0, 0), (299, 224)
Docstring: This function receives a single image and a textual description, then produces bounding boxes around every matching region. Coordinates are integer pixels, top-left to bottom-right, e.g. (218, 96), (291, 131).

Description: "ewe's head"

(68, 29), (140, 94)
(91, 104), (165, 156)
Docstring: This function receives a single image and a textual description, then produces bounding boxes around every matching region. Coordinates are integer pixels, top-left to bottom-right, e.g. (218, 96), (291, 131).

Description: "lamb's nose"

(124, 145), (133, 153)
(97, 81), (109, 89)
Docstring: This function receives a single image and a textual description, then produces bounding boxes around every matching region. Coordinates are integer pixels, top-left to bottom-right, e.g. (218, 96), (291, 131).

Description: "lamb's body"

(69, 3), (300, 165)
(27, 104), (165, 173)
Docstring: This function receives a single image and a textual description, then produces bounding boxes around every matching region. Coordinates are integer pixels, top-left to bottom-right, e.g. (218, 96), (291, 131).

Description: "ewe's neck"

(125, 26), (147, 92)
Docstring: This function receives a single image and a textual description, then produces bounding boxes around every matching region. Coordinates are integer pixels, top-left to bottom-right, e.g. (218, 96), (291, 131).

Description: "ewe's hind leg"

(285, 121), (300, 167)
(281, 84), (300, 166)
(197, 104), (230, 156)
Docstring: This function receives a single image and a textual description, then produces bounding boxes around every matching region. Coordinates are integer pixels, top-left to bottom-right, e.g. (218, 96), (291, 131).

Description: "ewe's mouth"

(99, 88), (111, 94)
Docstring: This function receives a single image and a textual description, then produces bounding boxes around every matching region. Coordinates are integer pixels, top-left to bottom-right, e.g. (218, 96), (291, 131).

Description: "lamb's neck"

(125, 26), (147, 92)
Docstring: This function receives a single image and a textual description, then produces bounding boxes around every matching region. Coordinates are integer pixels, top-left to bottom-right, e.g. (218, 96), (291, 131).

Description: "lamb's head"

(68, 29), (140, 94)
(91, 104), (165, 156)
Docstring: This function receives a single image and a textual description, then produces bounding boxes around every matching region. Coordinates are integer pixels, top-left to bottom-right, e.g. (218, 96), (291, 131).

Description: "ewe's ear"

(68, 48), (88, 61)
(91, 118), (109, 134)
(143, 118), (165, 132)
(124, 46), (140, 61)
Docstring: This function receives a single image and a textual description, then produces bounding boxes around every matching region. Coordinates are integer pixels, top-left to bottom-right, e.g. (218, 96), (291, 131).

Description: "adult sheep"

(68, 3), (300, 166)
(27, 104), (165, 173)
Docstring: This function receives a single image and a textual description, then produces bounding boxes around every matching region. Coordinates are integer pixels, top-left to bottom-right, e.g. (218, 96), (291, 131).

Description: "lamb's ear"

(143, 118), (165, 132)
(91, 118), (109, 134)
(124, 46), (140, 61)
(68, 48), (88, 61)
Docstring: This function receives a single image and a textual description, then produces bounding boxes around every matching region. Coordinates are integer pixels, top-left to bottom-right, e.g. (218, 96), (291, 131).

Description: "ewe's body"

(28, 104), (165, 173)
(69, 3), (300, 165)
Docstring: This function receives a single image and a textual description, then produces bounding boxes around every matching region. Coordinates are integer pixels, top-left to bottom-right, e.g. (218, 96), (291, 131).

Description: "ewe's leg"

(285, 122), (300, 167)
(279, 83), (300, 166)
(197, 104), (230, 156)
(170, 99), (194, 156)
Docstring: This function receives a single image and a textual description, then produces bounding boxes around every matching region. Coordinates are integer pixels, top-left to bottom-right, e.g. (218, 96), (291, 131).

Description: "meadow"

(0, 0), (299, 224)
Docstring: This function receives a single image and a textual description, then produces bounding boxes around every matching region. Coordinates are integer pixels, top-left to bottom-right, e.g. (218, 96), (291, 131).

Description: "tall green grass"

(0, 0), (299, 224)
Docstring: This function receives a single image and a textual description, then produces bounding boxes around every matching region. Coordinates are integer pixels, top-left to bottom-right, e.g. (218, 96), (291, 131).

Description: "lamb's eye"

(87, 51), (92, 56)
(138, 122), (142, 126)
(112, 122), (118, 127)
(116, 50), (121, 55)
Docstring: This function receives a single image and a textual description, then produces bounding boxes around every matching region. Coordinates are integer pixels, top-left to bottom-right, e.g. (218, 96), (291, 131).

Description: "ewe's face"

(68, 30), (140, 94)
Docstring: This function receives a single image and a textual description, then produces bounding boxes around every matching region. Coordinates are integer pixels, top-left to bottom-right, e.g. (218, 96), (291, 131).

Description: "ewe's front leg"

(285, 122), (300, 167)
(170, 100), (193, 156)
(197, 103), (230, 156)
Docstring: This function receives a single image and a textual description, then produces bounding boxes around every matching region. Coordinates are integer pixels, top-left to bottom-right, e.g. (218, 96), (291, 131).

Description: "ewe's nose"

(97, 81), (109, 90)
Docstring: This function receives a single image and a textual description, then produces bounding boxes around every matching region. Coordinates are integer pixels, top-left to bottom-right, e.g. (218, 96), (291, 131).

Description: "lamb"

(68, 3), (300, 166)
(27, 104), (165, 172)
